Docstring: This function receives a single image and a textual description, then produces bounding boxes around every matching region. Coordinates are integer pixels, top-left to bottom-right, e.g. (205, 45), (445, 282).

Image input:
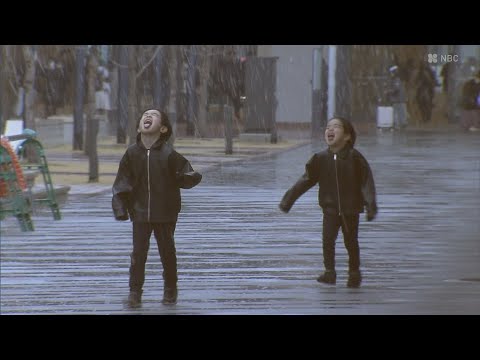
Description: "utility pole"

(327, 45), (337, 119)
(312, 47), (322, 138)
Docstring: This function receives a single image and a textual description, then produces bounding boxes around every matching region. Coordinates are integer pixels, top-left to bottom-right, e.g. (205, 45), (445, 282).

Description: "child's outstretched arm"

(112, 153), (133, 221)
(279, 154), (319, 213)
(170, 151), (202, 189)
(359, 155), (378, 221)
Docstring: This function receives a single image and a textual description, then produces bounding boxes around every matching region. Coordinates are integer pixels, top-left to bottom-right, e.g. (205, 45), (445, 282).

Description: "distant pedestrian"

(45, 59), (62, 116)
(387, 65), (408, 129)
(279, 116), (378, 288)
(460, 70), (480, 132)
(440, 61), (450, 94)
(95, 66), (111, 115)
(416, 63), (437, 123)
(112, 109), (202, 308)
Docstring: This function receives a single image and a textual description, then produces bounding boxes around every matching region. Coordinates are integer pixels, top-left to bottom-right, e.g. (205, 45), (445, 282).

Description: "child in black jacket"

(112, 109), (202, 307)
(279, 116), (377, 288)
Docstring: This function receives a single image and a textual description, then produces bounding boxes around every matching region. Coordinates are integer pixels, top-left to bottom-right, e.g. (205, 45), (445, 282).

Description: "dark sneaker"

(316, 270), (337, 285)
(347, 271), (362, 288)
(162, 287), (178, 305)
(127, 291), (142, 308)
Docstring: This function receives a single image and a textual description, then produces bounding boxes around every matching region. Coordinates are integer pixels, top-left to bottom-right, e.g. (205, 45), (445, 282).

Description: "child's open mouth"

(327, 134), (334, 141)
(144, 119), (152, 129)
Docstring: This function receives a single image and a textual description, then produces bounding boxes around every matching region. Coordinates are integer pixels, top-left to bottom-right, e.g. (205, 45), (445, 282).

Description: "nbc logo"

(428, 54), (438, 63)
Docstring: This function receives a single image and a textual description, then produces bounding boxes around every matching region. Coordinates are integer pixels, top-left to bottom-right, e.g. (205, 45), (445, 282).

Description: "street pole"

(327, 45), (337, 120)
(225, 105), (233, 154)
(312, 47), (322, 138)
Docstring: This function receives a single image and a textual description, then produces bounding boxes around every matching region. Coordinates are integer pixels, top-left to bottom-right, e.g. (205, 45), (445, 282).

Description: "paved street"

(1, 130), (479, 314)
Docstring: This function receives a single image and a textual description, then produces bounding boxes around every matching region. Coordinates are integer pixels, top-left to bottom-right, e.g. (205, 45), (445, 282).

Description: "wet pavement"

(1, 130), (479, 314)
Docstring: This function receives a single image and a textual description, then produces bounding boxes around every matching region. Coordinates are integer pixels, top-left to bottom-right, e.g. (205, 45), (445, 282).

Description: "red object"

(0, 137), (26, 197)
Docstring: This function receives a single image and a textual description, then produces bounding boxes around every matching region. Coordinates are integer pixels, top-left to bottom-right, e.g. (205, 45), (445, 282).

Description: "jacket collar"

(328, 144), (352, 159)
(136, 133), (166, 150)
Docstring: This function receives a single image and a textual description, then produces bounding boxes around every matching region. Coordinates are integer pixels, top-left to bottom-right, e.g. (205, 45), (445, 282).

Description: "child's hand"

(279, 202), (290, 213)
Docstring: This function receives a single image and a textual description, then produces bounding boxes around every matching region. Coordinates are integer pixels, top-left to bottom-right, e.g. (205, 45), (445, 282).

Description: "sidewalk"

(2, 130), (479, 315)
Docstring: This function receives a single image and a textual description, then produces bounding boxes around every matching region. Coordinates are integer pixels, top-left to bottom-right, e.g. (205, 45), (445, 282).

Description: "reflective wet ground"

(1, 130), (479, 314)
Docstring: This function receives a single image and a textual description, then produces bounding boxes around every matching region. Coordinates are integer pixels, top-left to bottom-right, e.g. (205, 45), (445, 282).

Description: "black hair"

(137, 109), (172, 141)
(328, 116), (357, 146)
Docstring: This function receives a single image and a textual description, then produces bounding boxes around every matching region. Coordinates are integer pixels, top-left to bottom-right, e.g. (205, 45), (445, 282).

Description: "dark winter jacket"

(112, 134), (202, 223)
(279, 145), (377, 217)
(461, 79), (480, 110)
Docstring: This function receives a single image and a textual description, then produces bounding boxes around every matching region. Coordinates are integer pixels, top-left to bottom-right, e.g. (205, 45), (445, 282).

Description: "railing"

(0, 129), (62, 231)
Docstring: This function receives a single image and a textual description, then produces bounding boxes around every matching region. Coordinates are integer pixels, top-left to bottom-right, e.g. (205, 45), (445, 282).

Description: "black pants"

(322, 213), (360, 272)
(129, 222), (177, 292)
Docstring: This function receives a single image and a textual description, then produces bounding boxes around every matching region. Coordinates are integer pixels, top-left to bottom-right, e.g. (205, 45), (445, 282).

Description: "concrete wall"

(33, 115), (109, 148)
(258, 45), (323, 125)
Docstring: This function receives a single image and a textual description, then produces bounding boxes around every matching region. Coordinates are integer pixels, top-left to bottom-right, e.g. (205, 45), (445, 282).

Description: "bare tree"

(1, 46), (22, 122)
(85, 46), (99, 182)
(21, 46), (37, 132)
(392, 45), (429, 127)
(73, 45), (86, 150)
(195, 45), (211, 137)
(175, 46), (187, 133)
(0, 45), (5, 132)
(128, 45), (138, 144)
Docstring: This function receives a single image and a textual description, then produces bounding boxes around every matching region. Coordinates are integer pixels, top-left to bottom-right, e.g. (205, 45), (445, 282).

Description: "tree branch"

(136, 45), (162, 79)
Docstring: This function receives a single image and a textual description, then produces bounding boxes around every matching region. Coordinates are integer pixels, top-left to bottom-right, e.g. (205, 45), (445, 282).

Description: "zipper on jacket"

(334, 153), (349, 233)
(147, 149), (151, 222)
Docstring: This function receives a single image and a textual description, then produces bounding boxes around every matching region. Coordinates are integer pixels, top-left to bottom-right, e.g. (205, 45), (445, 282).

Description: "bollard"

(224, 105), (233, 155)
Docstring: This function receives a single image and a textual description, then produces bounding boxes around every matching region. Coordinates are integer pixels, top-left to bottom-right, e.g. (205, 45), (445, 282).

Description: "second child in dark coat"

(112, 109), (202, 307)
(460, 70), (480, 131)
(279, 117), (377, 288)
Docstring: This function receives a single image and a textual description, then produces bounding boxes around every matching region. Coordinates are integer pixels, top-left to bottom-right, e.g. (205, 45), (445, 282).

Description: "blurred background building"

(1, 45), (479, 145)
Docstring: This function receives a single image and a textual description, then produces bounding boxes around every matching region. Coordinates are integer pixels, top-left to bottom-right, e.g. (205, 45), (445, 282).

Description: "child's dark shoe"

(316, 270), (337, 284)
(347, 270), (362, 288)
(126, 291), (142, 308)
(162, 286), (178, 305)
